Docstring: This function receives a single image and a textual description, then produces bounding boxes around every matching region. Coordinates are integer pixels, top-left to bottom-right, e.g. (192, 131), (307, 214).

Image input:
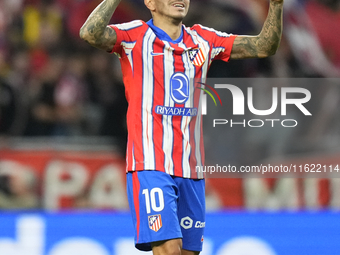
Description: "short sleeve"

(192, 25), (237, 63)
(212, 31), (237, 62)
(108, 20), (146, 56)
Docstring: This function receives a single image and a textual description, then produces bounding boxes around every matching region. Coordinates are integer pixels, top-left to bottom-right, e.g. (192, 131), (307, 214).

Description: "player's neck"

(152, 17), (182, 41)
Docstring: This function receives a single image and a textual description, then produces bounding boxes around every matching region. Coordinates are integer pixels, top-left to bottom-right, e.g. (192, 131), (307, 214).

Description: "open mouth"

(172, 3), (185, 9)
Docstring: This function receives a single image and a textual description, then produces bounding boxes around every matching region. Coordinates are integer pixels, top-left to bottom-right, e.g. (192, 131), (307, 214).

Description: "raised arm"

(79, 0), (121, 52)
(230, 0), (284, 59)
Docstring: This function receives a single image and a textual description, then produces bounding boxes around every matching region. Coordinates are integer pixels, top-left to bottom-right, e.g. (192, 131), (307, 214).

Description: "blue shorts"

(126, 170), (205, 252)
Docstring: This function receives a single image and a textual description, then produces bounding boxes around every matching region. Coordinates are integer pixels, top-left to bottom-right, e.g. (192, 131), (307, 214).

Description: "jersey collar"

(146, 19), (183, 44)
(146, 19), (199, 53)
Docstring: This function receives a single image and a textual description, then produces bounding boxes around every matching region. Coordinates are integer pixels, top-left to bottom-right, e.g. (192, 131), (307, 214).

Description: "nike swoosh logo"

(151, 51), (165, 56)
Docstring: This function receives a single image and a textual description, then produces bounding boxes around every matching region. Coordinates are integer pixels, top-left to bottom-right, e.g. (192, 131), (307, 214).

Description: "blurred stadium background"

(1, 0), (340, 254)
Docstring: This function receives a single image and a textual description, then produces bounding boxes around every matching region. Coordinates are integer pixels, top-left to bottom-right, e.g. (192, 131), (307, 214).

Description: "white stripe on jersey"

(195, 89), (204, 179)
(162, 41), (175, 175)
(142, 29), (156, 170)
(132, 143), (136, 170)
(115, 20), (143, 30)
(185, 28), (210, 178)
(197, 24), (233, 38)
(179, 41), (194, 178)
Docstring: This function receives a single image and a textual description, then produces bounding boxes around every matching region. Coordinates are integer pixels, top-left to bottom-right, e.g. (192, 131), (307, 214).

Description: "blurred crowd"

(0, 0), (340, 210)
(0, 0), (131, 143)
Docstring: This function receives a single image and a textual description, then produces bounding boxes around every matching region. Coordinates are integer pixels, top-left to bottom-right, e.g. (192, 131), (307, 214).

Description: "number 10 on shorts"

(142, 188), (164, 214)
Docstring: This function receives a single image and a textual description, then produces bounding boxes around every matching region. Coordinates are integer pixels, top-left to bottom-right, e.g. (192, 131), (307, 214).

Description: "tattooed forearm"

(231, 0), (283, 59)
(79, 0), (121, 51)
(258, 1), (283, 56)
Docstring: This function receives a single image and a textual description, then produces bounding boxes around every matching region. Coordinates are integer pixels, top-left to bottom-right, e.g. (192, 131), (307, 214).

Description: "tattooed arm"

(79, 0), (121, 52)
(230, 0), (284, 59)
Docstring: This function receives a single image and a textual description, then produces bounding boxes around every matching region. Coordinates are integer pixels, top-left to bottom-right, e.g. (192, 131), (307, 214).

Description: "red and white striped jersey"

(110, 19), (236, 179)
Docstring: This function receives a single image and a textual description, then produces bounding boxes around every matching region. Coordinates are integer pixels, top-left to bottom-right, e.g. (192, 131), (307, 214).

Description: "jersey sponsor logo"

(188, 47), (206, 66)
(195, 221), (206, 228)
(170, 72), (190, 104)
(148, 214), (162, 232)
(180, 217), (205, 229)
(155, 106), (197, 116)
(180, 216), (193, 229)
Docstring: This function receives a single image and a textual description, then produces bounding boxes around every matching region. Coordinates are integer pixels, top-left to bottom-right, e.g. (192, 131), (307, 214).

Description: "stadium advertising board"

(1, 150), (340, 210)
(0, 212), (338, 255)
(0, 150), (128, 210)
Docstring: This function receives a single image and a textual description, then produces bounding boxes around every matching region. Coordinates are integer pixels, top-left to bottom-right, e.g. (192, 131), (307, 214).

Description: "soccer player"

(80, 0), (283, 254)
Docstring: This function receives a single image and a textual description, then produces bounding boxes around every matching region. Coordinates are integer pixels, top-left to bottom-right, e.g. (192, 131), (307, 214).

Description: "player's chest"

(132, 38), (210, 72)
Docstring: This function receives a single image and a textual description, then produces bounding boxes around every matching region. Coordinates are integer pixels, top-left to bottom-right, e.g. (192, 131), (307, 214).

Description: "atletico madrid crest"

(148, 215), (162, 232)
(188, 47), (206, 66)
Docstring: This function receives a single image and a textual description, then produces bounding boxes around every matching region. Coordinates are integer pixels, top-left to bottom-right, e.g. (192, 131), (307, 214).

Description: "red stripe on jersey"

(122, 58), (134, 170)
(183, 116), (191, 176)
(126, 138), (133, 170)
(190, 68), (204, 179)
(130, 37), (145, 170)
(152, 38), (165, 172)
(118, 39), (136, 171)
(189, 121), (197, 179)
(172, 52), (186, 177)
(199, 112), (205, 168)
